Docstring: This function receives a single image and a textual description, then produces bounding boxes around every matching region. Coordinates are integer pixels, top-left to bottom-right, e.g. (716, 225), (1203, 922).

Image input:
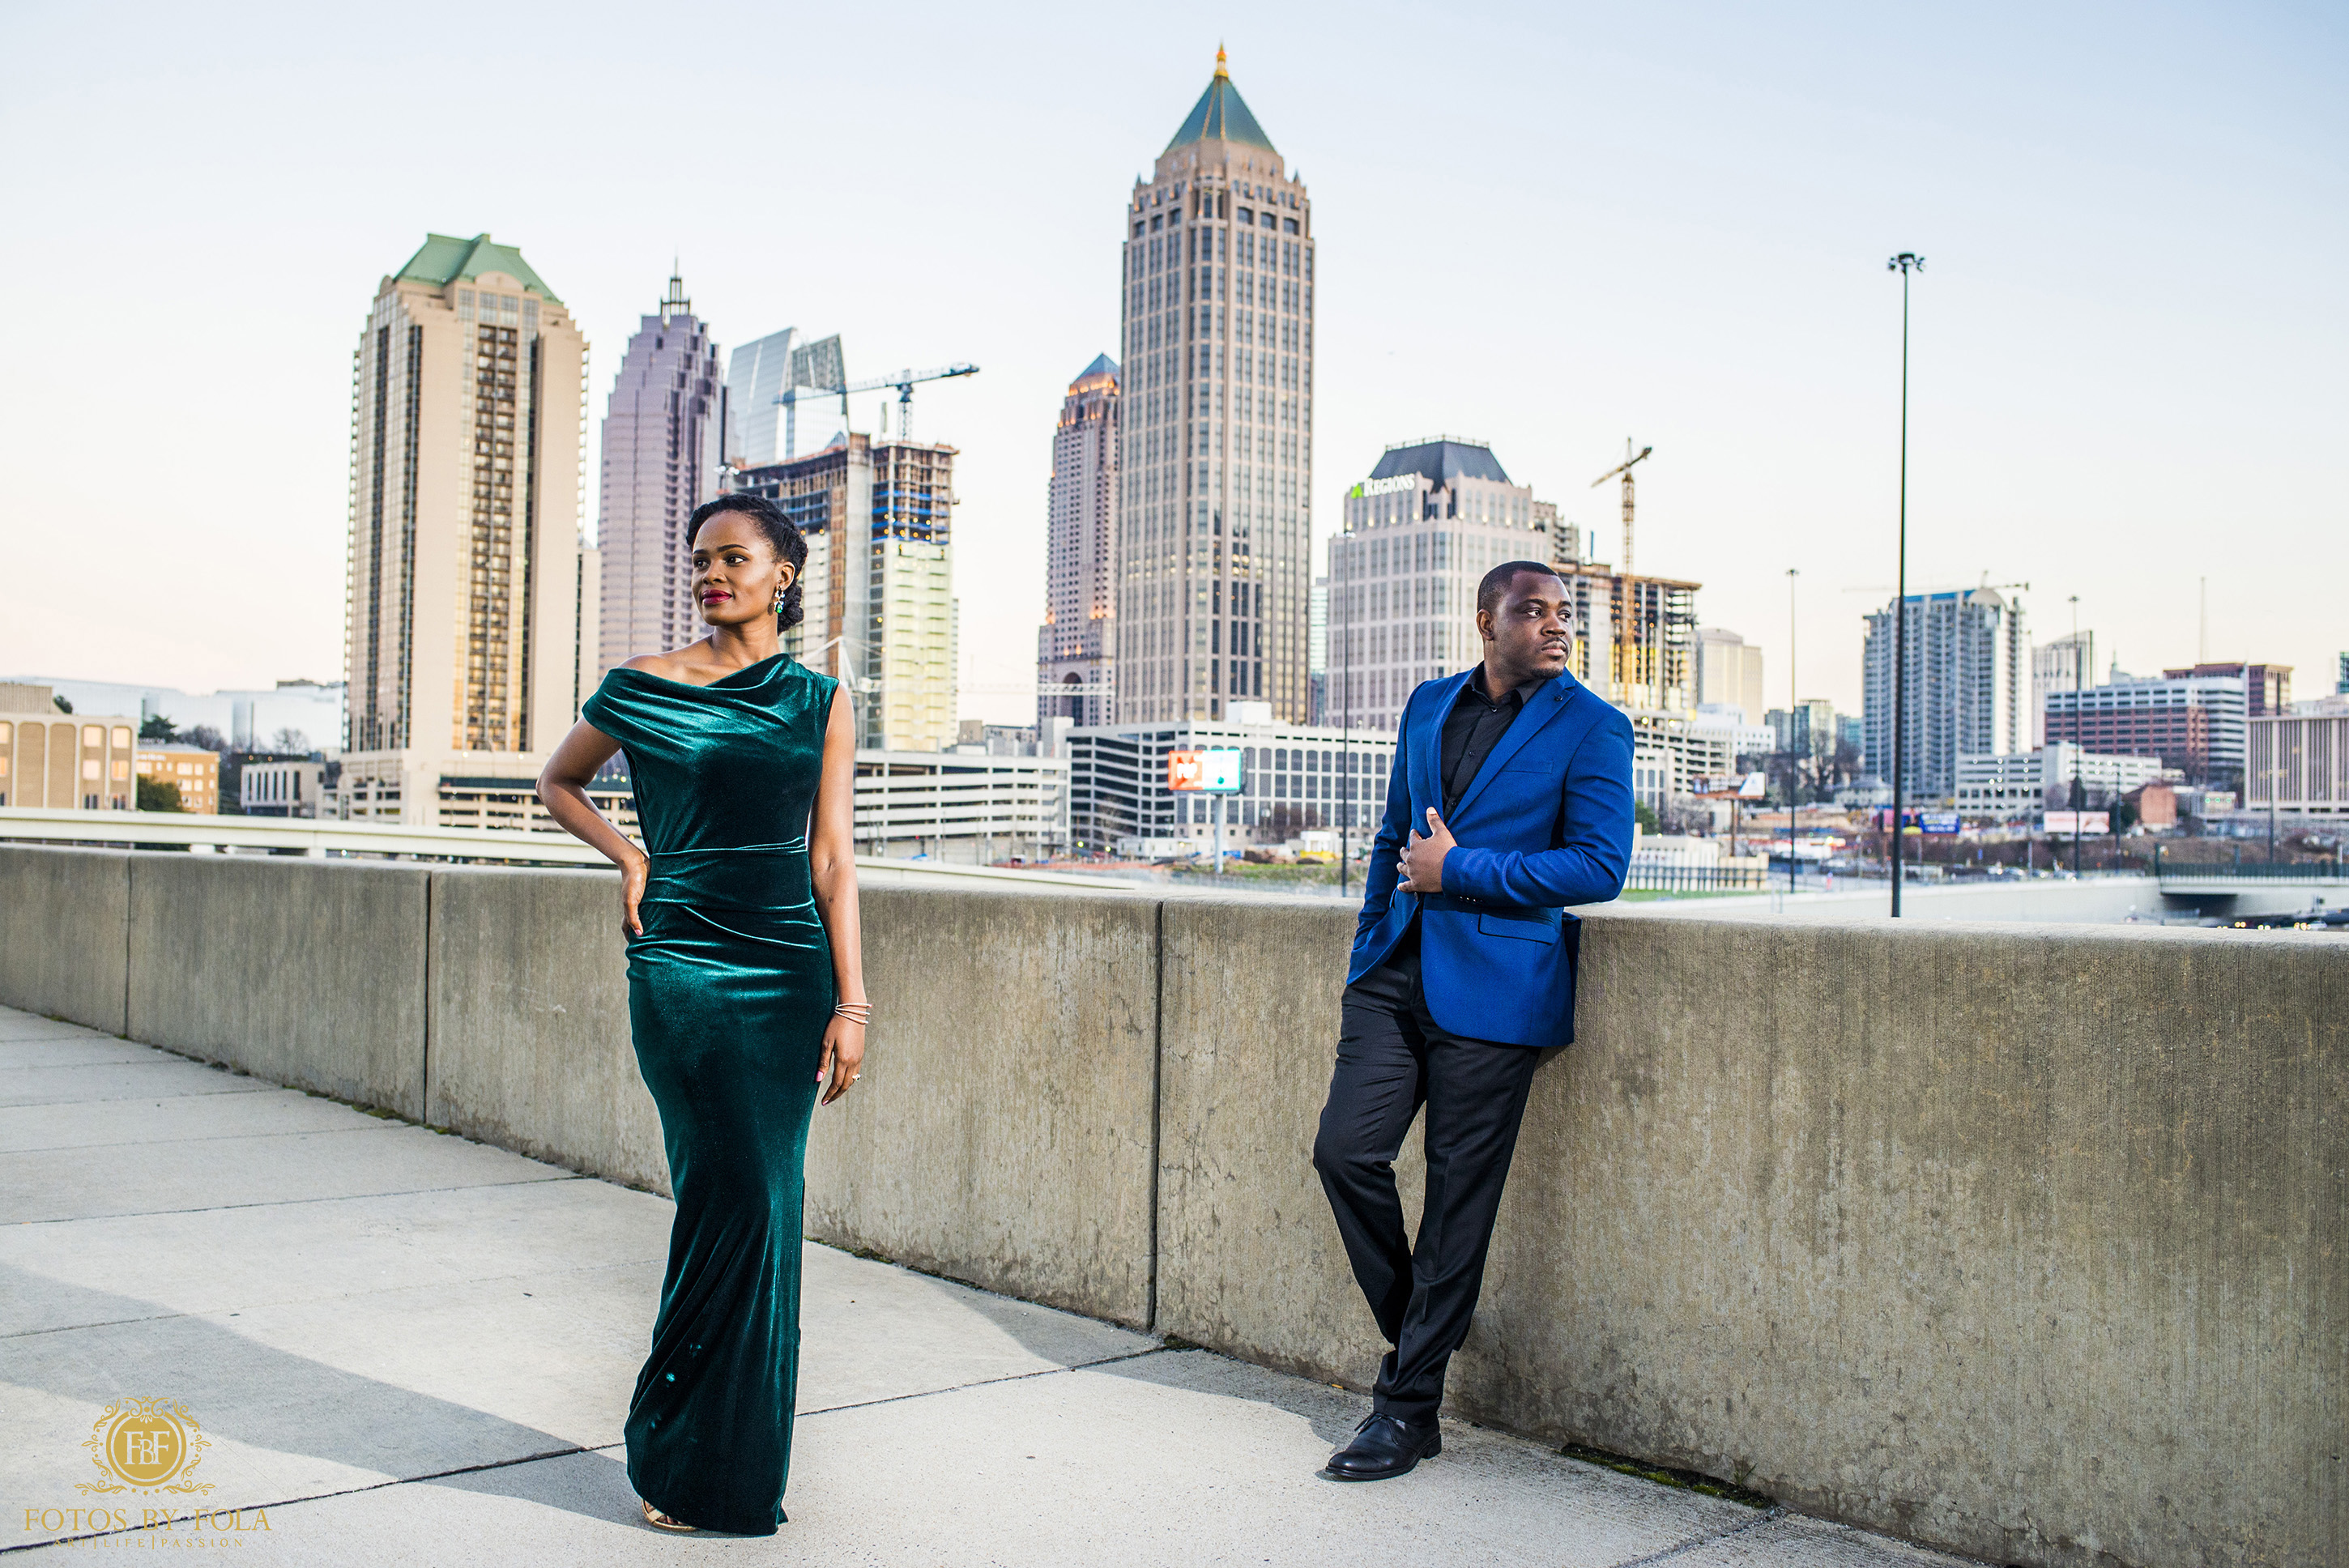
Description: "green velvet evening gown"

(582, 652), (838, 1536)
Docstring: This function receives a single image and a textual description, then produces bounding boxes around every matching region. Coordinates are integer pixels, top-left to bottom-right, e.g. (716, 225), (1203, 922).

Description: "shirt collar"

(1468, 668), (1545, 707)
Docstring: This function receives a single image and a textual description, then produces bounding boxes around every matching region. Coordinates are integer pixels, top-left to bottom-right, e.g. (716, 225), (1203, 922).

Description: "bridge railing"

(0, 805), (1115, 889)
(1622, 860), (1767, 893)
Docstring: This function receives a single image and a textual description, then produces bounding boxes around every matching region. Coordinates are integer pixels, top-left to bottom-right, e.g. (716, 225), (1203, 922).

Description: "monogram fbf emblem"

(78, 1398), (213, 1495)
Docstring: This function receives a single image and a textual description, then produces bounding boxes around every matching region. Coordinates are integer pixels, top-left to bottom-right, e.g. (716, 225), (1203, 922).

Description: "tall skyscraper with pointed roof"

(597, 271), (724, 673)
(1038, 354), (1121, 728)
(1115, 49), (1314, 723)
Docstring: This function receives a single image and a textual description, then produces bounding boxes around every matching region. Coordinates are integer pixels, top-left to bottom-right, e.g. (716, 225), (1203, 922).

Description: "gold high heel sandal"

(641, 1498), (697, 1533)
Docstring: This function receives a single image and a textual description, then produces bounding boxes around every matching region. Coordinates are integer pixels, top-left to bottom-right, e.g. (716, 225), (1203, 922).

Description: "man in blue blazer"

(1313, 560), (1634, 1481)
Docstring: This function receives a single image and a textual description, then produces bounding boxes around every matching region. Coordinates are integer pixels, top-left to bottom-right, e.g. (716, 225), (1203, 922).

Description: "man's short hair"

(1477, 560), (1568, 616)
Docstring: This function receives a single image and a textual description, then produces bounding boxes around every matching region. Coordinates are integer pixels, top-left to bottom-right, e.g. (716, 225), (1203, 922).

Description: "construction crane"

(1589, 440), (1654, 577)
(773, 363), (979, 456)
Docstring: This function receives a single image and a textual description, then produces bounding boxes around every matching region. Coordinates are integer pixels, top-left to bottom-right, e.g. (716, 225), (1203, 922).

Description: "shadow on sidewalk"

(2, 1263), (625, 1534)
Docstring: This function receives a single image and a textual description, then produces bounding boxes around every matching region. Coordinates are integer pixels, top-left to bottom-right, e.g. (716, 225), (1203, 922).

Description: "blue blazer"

(1351, 667), (1635, 1049)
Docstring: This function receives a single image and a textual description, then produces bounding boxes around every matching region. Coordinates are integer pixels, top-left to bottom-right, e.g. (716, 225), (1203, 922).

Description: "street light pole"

(1886, 253), (1924, 916)
(1787, 566), (1799, 895)
(2070, 594), (2083, 878)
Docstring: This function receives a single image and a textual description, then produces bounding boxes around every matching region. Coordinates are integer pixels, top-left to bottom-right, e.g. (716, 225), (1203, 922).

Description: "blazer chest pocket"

(1477, 910), (1559, 945)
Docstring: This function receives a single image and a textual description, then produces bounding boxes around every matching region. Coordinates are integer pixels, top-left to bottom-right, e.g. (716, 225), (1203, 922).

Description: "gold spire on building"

(1215, 44), (1228, 79)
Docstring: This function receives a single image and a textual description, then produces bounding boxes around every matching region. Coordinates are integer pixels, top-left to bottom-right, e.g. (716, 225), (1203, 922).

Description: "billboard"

(2043, 811), (2110, 835)
(1694, 772), (1768, 799)
(1167, 748), (1243, 794)
(1874, 809), (1963, 833)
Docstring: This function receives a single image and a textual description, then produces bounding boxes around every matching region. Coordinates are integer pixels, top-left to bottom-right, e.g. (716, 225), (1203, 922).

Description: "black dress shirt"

(1439, 671), (1545, 817)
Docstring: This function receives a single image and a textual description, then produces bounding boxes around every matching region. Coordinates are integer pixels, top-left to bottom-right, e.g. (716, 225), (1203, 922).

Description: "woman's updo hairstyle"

(686, 492), (808, 629)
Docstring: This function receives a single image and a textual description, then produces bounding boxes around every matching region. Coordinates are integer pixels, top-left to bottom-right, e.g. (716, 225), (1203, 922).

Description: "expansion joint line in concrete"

(2, 1173), (589, 1229)
(1598, 1503), (1786, 1568)
(799, 1344), (1176, 1421)
(1145, 898), (1165, 1332)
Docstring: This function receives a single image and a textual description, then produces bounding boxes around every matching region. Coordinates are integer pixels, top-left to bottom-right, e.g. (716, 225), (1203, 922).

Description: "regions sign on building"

(1167, 749), (1243, 793)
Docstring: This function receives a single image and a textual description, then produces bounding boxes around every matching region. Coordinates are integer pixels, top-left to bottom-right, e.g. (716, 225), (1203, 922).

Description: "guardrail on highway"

(2155, 862), (2347, 883)
(0, 805), (1118, 889)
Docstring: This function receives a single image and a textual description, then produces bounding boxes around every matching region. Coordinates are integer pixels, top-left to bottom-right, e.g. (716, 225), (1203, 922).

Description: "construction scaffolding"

(1556, 561), (1700, 713)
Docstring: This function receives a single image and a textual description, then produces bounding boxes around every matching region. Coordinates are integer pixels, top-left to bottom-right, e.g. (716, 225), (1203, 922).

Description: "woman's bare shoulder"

(619, 645), (706, 680)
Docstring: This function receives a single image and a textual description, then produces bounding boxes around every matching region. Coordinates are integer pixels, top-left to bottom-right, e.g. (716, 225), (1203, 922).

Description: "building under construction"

(1556, 560), (1699, 714)
(731, 433), (958, 752)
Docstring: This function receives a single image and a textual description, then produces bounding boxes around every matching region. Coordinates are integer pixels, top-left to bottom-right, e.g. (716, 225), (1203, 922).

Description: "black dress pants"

(1312, 931), (1544, 1427)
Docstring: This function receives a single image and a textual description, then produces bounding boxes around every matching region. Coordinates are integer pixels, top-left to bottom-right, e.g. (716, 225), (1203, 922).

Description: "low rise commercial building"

(2247, 709), (2347, 816)
(1067, 704), (1396, 852)
(134, 744), (221, 814)
(854, 751), (1068, 863)
(1630, 714), (1734, 816)
(330, 744), (1058, 861)
(2044, 673), (2247, 785)
(1953, 744), (2165, 820)
(237, 757), (326, 818)
(331, 751), (637, 834)
(0, 686), (139, 810)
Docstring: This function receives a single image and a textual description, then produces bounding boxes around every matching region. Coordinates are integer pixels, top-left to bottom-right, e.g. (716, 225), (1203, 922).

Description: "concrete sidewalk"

(0, 1003), (1976, 1566)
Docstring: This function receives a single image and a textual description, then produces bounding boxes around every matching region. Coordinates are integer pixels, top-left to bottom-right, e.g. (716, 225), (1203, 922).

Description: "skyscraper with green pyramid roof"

(339, 232), (595, 826)
(1115, 49), (1315, 726)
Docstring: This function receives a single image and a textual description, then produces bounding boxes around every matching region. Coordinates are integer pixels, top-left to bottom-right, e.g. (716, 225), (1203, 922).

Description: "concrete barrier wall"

(125, 854), (430, 1119)
(803, 885), (1161, 1327)
(3, 842), (2337, 1567)
(424, 865), (665, 1191)
(1160, 910), (2345, 1568)
(0, 847), (129, 1033)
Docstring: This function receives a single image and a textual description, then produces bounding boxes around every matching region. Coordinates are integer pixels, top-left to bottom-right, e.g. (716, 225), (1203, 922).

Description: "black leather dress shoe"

(1322, 1412), (1441, 1481)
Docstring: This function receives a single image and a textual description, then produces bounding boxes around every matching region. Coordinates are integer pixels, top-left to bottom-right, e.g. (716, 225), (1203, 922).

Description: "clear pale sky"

(2, 1), (2341, 725)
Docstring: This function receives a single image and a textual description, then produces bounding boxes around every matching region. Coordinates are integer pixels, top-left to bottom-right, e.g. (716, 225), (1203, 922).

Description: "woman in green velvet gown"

(537, 492), (867, 1536)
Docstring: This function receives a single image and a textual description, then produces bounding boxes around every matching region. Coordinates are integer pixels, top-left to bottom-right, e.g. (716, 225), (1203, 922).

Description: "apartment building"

(339, 232), (592, 825)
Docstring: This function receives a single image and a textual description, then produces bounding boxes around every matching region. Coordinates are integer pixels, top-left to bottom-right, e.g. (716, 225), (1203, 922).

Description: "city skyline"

(1, 4), (2341, 726)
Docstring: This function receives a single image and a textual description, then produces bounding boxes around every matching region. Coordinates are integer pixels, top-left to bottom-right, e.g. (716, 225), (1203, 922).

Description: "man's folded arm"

(1441, 710), (1635, 908)
(1354, 702), (1414, 940)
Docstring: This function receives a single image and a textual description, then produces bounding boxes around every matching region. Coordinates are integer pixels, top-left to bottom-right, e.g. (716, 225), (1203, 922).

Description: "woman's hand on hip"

(619, 850), (648, 938)
(818, 1016), (865, 1106)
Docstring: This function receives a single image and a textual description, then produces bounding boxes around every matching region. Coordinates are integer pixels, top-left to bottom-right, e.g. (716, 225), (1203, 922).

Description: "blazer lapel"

(1410, 670), (1473, 812)
(1447, 671), (1582, 822)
